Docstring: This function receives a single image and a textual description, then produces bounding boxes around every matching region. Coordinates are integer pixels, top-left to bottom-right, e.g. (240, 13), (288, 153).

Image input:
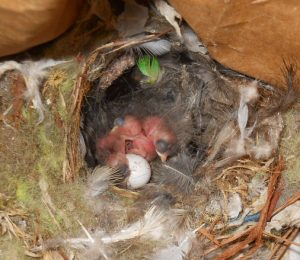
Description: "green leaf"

(137, 56), (161, 84)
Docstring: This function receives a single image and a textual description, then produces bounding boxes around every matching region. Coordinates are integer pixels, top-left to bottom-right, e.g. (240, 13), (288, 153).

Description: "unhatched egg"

(126, 154), (151, 189)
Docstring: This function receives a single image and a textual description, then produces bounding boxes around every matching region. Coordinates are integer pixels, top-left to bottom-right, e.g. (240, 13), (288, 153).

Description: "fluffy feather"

(217, 83), (259, 164)
(227, 193), (242, 219)
(249, 143), (273, 160)
(87, 166), (123, 197)
(45, 207), (186, 258)
(136, 39), (171, 56)
(182, 25), (207, 54)
(205, 122), (237, 164)
(0, 59), (67, 124)
(101, 206), (183, 243)
(152, 153), (196, 193)
(59, 231), (112, 260)
(79, 131), (87, 158)
(257, 63), (300, 120)
(149, 229), (197, 260)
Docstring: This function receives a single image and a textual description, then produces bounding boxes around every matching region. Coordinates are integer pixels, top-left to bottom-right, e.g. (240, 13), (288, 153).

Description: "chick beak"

(157, 152), (168, 162)
(111, 126), (119, 132)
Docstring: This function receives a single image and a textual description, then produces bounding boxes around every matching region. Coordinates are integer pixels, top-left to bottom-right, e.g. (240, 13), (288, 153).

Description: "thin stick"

(215, 158), (284, 260)
(198, 228), (221, 246)
(263, 231), (300, 247)
(268, 227), (296, 260)
(203, 226), (255, 256)
(92, 30), (170, 54)
(272, 228), (300, 260)
(77, 220), (95, 243)
(272, 190), (300, 217)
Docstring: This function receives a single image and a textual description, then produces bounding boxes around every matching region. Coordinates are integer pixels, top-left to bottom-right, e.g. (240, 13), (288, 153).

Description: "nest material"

(75, 36), (300, 259)
(0, 13), (300, 260)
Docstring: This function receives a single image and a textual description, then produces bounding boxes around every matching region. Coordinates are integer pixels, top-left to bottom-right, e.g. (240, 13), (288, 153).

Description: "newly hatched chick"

(97, 115), (177, 167)
(142, 116), (177, 162)
(97, 115), (143, 167)
(127, 135), (157, 161)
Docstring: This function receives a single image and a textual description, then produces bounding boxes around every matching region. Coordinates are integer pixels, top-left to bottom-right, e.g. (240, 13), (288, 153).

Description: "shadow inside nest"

(81, 48), (239, 195)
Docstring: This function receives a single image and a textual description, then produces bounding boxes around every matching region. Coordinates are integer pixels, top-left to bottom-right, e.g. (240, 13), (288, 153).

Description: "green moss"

(57, 78), (75, 123)
(16, 182), (31, 204)
(45, 68), (76, 124)
(38, 209), (60, 235)
(0, 63), (95, 258)
(280, 108), (300, 202)
(35, 121), (66, 179)
(0, 238), (26, 260)
(20, 105), (41, 128)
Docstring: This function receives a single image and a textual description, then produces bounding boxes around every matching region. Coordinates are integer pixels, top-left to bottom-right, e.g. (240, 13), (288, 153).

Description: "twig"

(269, 228), (300, 260)
(110, 186), (140, 199)
(272, 190), (300, 217)
(65, 62), (91, 182)
(214, 157), (284, 260)
(198, 228), (221, 246)
(77, 220), (95, 243)
(42, 199), (62, 231)
(203, 226), (255, 256)
(268, 227), (295, 259)
(91, 30), (170, 55)
(98, 53), (135, 90)
(263, 231), (300, 247)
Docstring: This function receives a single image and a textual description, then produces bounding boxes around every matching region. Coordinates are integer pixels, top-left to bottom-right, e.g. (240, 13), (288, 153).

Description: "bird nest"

(0, 17), (300, 260)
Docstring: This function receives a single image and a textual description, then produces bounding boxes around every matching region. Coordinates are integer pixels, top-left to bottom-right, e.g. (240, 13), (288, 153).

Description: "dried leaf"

(154, 0), (182, 38)
(117, 0), (148, 37)
(88, 0), (116, 28)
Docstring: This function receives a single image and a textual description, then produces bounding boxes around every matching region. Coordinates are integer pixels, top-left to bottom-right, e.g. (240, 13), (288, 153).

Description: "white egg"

(126, 154), (151, 189)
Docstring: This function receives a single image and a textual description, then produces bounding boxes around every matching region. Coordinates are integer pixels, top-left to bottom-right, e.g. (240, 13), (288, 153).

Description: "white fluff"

(248, 173), (268, 198)
(137, 39), (171, 56)
(182, 25), (208, 54)
(266, 201), (300, 232)
(151, 245), (185, 260)
(225, 82), (259, 158)
(87, 166), (119, 197)
(101, 206), (181, 244)
(239, 81), (259, 103)
(0, 59), (67, 124)
(250, 143), (273, 160)
(64, 230), (111, 260)
(149, 230), (197, 260)
(227, 193), (242, 219)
